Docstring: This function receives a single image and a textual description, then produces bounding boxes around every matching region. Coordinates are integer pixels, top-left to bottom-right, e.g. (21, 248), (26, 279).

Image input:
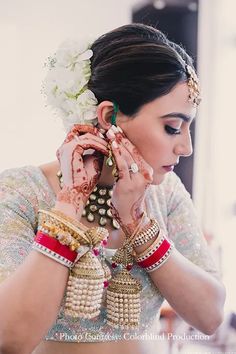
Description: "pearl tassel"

(65, 251), (105, 319)
(106, 269), (142, 329)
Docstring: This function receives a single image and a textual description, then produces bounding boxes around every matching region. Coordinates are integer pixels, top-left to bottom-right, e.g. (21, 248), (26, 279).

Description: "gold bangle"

(38, 209), (109, 248)
(133, 219), (160, 247)
(38, 209), (90, 244)
(135, 231), (164, 262)
(38, 222), (81, 252)
(51, 208), (88, 232)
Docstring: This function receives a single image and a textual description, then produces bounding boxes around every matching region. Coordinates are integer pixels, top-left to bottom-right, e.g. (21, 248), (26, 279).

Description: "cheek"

(138, 133), (166, 163)
(125, 125), (167, 165)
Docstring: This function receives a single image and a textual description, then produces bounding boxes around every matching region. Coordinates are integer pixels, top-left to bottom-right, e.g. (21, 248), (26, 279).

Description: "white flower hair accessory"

(42, 38), (98, 133)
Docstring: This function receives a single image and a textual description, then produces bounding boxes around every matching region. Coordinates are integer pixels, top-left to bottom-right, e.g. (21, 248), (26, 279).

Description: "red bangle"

(34, 231), (77, 262)
(137, 238), (171, 268)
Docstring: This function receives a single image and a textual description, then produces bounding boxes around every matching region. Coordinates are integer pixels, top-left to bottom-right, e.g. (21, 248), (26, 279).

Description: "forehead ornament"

(186, 64), (201, 107)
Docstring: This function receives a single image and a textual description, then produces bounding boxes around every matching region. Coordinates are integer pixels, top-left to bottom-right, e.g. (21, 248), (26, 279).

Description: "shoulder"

(0, 165), (55, 221)
(0, 165), (54, 195)
(0, 165), (47, 188)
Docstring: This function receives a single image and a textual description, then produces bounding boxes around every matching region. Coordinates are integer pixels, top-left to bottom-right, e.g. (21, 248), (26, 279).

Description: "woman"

(0, 23), (225, 354)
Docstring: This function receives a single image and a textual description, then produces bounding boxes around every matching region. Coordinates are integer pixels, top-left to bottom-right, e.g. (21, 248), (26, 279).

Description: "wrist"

(54, 201), (83, 221)
(55, 186), (87, 220)
(122, 213), (150, 239)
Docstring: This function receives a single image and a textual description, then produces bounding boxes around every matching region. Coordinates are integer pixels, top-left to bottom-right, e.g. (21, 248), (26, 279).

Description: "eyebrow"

(160, 112), (194, 122)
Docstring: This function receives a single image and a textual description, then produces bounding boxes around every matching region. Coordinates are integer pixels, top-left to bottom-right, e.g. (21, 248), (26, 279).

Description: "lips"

(163, 165), (174, 172)
(162, 162), (178, 172)
(163, 162), (178, 167)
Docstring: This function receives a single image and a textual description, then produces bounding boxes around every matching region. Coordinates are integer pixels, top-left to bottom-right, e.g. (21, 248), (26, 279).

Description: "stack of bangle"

(32, 231), (78, 268)
(37, 209), (90, 244)
(132, 218), (160, 247)
(38, 222), (81, 251)
(135, 230), (174, 273)
(32, 209), (93, 269)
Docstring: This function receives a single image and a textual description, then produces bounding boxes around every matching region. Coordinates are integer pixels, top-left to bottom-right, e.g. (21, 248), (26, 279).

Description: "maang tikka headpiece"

(186, 64), (201, 107)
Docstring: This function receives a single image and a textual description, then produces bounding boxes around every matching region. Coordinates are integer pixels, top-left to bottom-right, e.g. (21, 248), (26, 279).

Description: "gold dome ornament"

(82, 185), (120, 229)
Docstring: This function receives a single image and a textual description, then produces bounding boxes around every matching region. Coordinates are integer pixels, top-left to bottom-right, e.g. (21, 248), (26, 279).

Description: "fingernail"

(98, 132), (105, 139)
(111, 140), (118, 148)
(111, 125), (119, 133)
(117, 126), (123, 133)
(106, 129), (116, 139)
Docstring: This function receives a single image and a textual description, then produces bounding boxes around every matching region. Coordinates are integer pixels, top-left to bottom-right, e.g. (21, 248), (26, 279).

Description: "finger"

(110, 140), (131, 181)
(84, 152), (104, 181)
(115, 143), (144, 181)
(72, 125), (108, 143)
(71, 135), (107, 185)
(116, 135), (153, 176)
(107, 127), (138, 176)
(71, 124), (98, 136)
(71, 150), (87, 185)
(71, 131), (108, 154)
(74, 135), (109, 157)
(64, 124), (99, 144)
(81, 132), (108, 148)
(106, 128), (116, 141)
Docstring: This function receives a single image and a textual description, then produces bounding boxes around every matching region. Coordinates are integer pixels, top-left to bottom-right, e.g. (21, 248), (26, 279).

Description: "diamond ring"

(128, 163), (139, 173)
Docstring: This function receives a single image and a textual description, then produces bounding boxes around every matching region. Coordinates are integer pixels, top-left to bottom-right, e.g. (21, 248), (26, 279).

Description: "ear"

(96, 101), (114, 130)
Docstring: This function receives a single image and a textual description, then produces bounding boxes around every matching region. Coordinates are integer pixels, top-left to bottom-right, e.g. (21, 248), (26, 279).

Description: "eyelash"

(165, 125), (181, 135)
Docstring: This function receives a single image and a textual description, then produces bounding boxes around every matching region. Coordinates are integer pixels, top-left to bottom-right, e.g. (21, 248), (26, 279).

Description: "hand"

(106, 125), (153, 237)
(55, 124), (108, 219)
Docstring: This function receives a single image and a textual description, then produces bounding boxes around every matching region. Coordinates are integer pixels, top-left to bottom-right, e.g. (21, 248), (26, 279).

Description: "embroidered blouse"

(0, 166), (220, 343)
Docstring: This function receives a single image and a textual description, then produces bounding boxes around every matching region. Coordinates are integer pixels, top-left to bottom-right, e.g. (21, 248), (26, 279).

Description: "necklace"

(56, 171), (120, 230)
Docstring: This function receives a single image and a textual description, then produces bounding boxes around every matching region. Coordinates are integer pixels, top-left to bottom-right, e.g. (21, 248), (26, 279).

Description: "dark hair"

(88, 23), (194, 117)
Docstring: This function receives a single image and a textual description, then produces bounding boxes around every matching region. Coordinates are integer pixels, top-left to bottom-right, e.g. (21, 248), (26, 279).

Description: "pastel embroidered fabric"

(0, 166), (220, 343)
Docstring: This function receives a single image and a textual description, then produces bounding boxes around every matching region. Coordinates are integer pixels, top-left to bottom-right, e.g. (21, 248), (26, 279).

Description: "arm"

(135, 174), (226, 335)
(136, 241), (225, 335)
(0, 174), (79, 354)
(106, 127), (225, 335)
(0, 128), (107, 354)
(0, 248), (69, 354)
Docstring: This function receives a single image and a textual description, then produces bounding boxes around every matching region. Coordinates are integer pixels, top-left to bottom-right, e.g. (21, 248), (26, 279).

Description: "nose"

(174, 131), (193, 157)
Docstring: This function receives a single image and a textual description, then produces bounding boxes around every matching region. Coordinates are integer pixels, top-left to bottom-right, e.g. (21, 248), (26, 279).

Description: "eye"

(165, 125), (181, 135)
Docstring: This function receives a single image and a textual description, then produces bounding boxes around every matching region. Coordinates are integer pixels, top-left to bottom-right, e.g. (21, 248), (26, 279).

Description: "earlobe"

(97, 101), (114, 130)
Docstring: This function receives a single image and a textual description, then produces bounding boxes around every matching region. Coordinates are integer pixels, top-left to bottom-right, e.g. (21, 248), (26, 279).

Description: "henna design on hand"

(56, 124), (107, 217)
(107, 128), (152, 237)
(110, 201), (129, 235)
(57, 179), (95, 209)
(64, 124), (99, 144)
(110, 199), (144, 238)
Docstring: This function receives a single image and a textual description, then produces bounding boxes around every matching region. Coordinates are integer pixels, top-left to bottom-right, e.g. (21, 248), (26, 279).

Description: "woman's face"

(115, 82), (196, 185)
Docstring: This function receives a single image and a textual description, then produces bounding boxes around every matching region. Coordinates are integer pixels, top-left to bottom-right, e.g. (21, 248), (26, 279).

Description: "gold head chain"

(186, 64), (201, 107)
